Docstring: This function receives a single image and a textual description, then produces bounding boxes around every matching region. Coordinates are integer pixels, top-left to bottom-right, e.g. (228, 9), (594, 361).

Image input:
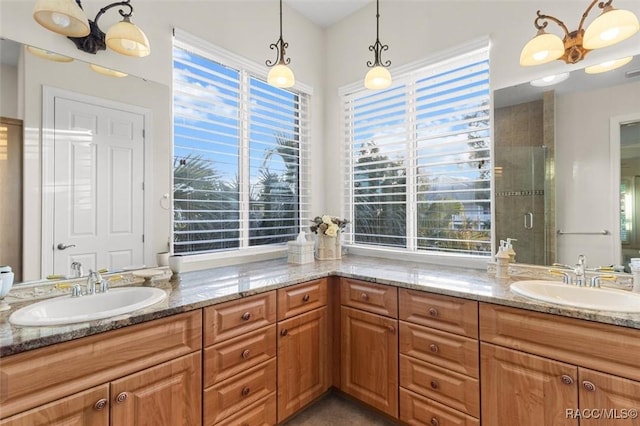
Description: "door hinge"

(142, 234), (145, 243)
(142, 129), (145, 138)
(142, 182), (145, 191)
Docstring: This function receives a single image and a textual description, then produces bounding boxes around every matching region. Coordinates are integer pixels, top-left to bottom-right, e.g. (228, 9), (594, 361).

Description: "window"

(342, 46), (491, 257)
(173, 34), (310, 255)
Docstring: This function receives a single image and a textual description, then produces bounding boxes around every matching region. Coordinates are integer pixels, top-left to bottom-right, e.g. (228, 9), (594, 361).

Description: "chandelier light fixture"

(364, 0), (392, 90)
(266, 0), (294, 88)
(520, 0), (639, 67)
(32, 0), (150, 57)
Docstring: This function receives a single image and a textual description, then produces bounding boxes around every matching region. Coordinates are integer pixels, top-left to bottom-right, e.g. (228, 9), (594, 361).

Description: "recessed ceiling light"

(89, 64), (128, 78)
(26, 45), (73, 62)
(530, 72), (570, 87)
(585, 56), (633, 74)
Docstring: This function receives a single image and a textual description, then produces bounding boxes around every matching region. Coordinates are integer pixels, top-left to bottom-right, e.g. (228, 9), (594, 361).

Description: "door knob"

(57, 243), (76, 250)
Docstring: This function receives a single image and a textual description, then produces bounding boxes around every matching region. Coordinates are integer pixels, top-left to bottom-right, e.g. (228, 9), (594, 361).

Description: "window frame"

(172, 29), (312, 259)
(340, 38), (492, 262)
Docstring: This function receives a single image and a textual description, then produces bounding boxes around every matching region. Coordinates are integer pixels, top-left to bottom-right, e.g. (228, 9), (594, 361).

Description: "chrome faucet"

(86, 270), (98, 295)
(70, 261), (83, 278)
(574, 254), (586, 286)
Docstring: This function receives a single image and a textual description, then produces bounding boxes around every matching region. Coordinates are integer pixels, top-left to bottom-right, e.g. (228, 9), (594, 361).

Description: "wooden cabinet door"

(341, 306), (398, 417)
(0, 385), (109, 426)
(277, 307), (329, 422)
(579, 368), (640, 426)
(110, 352), (201, 426)
(481, 343), (578, 426)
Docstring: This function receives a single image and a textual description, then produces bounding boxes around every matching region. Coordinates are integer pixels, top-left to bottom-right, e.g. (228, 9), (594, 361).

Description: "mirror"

(0, 38), (172, 285)
(619, 117), (640, 270)
(495, 54), (640, 268)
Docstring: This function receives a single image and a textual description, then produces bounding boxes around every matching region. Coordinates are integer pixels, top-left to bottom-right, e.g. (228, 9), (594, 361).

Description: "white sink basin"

(510, 280), (640, 313)
(9, 287), (167, 326)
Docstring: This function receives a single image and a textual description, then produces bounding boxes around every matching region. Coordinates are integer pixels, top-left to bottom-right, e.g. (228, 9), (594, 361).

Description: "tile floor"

(283, 394), (397, 426)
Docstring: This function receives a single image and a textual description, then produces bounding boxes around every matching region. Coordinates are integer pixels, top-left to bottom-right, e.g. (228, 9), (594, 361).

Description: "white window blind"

(343, 47), (491, 257)
(173, 36), (310, 255)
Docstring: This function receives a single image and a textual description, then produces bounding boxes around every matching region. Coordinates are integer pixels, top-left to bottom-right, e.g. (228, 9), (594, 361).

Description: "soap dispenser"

(505, 238), (517, 263)
(495, 241), (510, 278)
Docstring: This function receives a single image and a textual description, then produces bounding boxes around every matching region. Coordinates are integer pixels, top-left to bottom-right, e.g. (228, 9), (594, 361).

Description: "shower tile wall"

(495, 100), (546, 265)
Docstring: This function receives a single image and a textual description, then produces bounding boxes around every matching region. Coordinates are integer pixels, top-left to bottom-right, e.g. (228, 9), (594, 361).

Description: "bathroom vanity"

(1, 257), (639, 425)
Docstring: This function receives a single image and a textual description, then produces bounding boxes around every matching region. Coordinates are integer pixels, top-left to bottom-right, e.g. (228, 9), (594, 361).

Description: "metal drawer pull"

(430, 417), (440, 426)
(430, 380), (439, 389)
(582, 381), (596, 392)
(241, 387), (251, 397)
(302, 293), (310, 302)
(241, 312), (251, 321)
(429, 344), (439, 353)
(280, 329), (288, 337)
(115, 392), (128, 403)
(241, 349), (251, 359)
(361, 292), (369, 300)
(428, 307), (438, 317)
(94, 398), (108, 410)
(561, 374), (574, 385)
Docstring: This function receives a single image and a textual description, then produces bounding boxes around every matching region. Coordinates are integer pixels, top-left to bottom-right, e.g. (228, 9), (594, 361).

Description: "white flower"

(325, 223), (339, 236)
(322, 215), (333, 225)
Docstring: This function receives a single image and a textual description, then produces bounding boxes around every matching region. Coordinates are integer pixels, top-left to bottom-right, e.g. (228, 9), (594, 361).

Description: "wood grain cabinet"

(277, 279), (329, 423)
(340, 279), (398, 418)
(0, 311), (202, 426)
(203, 292), (277, 426)
(398, 289), (479, 426)
(480, 303), (640, 426)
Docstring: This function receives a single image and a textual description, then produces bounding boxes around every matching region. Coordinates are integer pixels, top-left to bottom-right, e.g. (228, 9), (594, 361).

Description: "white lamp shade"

(364, 66), (392, 90)
(89, 64), (128, 78)
(583, 8), (639, 50)
(106, 19), (150, 57)
(26, 45), (74, 62)
(267, 64), (295, 88)
(584, 56), (633, 74)
(33, 0), (89, 37)
(520, 31), (565, 66)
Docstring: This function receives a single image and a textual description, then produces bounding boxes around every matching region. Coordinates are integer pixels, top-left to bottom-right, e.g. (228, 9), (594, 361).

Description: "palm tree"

(173, 154), (240, 253)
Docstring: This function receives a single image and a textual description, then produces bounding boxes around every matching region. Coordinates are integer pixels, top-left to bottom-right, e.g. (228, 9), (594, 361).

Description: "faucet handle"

(71, 284), (83, 297)
(591, 274), (616, 288)
(99, 279), (109, 293)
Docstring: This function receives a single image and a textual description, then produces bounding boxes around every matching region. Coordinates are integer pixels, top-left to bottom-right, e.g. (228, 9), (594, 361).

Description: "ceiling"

(284, 0), (372, 28)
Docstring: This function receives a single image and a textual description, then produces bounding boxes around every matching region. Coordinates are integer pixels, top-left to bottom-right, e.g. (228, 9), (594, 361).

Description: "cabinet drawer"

(204, 358), (277, 425)
(400, 388), (479, 426)
(479, 303), (640, 381)
(214, 393), (276, 426)
(400, 354), (479, 417)
(277, 279), (327, 321)
(0, 310), (202, 419)
(204, 292), (276, 346)
(400, 321), (479, 378)
(341, 278), (398, 317)
(204, 324), (276, 387)
(399, 289), (478, 338)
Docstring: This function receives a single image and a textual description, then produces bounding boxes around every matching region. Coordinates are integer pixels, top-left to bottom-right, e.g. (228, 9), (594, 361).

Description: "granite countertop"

(2, 255), (639, 357)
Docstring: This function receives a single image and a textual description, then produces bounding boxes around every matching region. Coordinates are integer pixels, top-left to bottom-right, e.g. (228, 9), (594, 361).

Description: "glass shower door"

(494, 146), (547, 265)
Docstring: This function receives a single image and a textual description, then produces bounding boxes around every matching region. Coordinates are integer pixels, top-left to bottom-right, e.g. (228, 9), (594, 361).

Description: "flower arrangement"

(310, 215), (349, 237)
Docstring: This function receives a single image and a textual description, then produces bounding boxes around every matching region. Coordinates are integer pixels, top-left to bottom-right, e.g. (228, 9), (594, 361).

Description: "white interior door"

(52, 96), (145, 275)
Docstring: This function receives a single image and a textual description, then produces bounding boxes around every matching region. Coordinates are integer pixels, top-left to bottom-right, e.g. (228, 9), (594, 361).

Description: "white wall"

(556, 80), (640, 266)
